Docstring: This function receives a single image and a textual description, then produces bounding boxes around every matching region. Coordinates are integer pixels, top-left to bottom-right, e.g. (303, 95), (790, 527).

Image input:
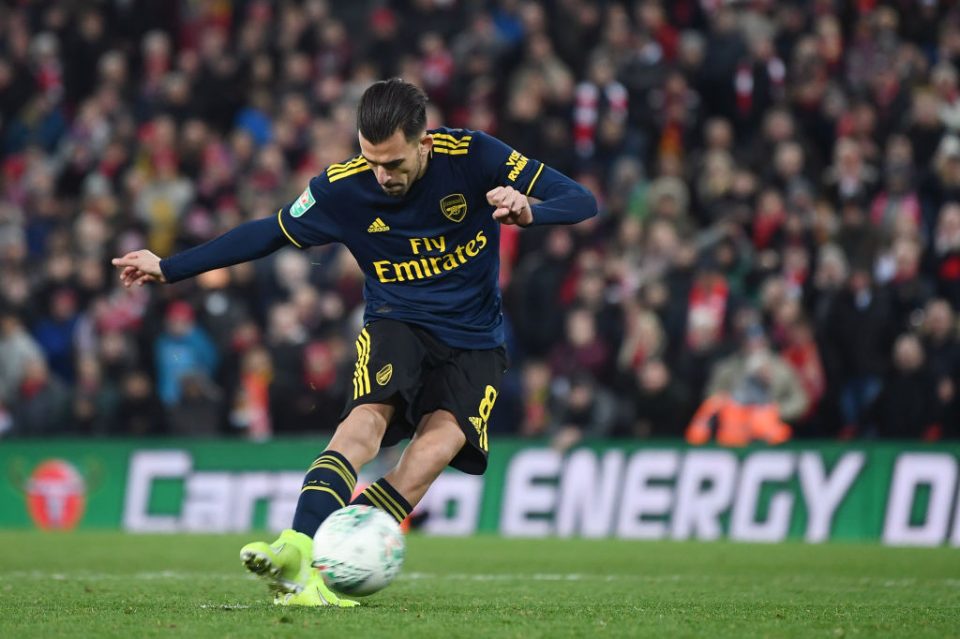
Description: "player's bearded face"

(359, 129), (431, 197)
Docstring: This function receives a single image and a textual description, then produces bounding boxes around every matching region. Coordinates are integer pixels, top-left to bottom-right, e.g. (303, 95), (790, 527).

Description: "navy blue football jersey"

(276, 128), (578, 349)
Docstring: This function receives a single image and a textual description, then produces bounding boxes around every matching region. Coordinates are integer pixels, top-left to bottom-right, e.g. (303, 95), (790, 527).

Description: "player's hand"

(111, 250), (167, 287)
(487, 186), (533, 227)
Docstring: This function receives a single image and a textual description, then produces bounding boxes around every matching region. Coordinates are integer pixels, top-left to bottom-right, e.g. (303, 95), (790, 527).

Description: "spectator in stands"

(549, 373), (618, 451)
(70, 354), (118, 435)
(824, 268), (893, 432)
(154, 300), (218, 407)
(920, 299), (960, 432)
(115, 370), (164, 436)
(31, 286), (80, 384)
(0, 306), (44, 413)
(869, 334), (938, 439)
(12, 357), (70, 436)
(620, 358), (690, 439)
(549, 306), (613, 384)
(704, 323), (808, 424)
(932, 202), (960, 307)
(781, 316), (827, 435)
(170, 372), (223, 437)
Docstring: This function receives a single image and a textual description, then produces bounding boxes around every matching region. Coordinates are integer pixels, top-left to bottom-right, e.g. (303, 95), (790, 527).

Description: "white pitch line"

(0, 570), (243, 581)
(400, 572), (671, 582)
(1, 571), (957, 588)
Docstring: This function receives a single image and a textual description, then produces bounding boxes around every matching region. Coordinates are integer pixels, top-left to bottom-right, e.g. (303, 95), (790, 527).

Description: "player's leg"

(240, 403), (392, 601)
(352, 410), (466, 521)
(352, 343), (506, 522)
(241, 320), (424, 605)
(290, 402), (393, 536)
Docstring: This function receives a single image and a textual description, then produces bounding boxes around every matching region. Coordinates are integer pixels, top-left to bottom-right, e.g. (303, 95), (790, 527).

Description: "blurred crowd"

(1, 0), (959, 442)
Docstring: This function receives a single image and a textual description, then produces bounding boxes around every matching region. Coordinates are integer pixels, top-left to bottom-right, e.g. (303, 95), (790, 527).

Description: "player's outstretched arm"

(111, 216), (291, 287)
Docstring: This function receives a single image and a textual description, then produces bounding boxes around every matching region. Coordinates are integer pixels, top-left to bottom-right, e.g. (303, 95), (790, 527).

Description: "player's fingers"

(498, 192), (522, 211)
(488, 188), (510, 207)
(122, 268), (144, 287)
(134, 273), (155, 287)
(492, 207), (517, 224)
(501, 195), (520, 213)
(113, 251), (144, 266)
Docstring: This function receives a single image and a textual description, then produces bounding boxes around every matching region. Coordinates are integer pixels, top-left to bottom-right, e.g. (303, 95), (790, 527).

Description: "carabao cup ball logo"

(25, 460), (86, 530)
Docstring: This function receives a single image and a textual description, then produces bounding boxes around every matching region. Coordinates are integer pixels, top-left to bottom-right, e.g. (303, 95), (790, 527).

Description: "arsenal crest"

(440, 193), (467, 223)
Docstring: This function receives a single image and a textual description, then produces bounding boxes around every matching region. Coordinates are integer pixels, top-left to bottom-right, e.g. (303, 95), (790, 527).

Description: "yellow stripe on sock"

(310, 460), (356, 490)
(369, 484), (406, 522)
(300, 485), (345, 508)
(318, 455), (355, 486)
(306, 462), (356, 492)
(363, 487), (404, 522)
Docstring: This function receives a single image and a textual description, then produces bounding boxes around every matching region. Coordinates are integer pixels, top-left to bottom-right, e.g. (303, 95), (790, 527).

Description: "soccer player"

(112, 79), (597, 606)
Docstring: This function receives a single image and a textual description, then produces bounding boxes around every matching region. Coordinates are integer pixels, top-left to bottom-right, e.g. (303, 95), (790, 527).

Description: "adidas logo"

(367, 217), (390, 233)
(469, 416), (483, 434)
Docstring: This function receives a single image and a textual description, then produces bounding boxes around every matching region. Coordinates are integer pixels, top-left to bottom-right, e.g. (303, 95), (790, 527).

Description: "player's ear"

(419, 132), (433, 155)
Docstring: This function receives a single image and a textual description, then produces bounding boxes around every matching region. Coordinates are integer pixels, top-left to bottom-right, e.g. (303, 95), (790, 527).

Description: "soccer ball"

(312, 504), (405, 596)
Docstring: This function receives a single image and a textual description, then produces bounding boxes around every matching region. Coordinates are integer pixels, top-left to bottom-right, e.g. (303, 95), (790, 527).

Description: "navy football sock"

(291, 450), (357, 537)
(351, 478), (412, 524)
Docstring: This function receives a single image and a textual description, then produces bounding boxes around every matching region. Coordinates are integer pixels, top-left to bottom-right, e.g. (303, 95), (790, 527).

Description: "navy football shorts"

(340, 319), (507, 474)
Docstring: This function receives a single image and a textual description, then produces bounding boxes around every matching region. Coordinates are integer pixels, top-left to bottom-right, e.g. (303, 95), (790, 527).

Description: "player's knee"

(328, 403), (392, 468)
(409, 422), (465, 471)
(349, 402), (395, 425)
(389, 439), (457, 498)
(328, 426), (380, 470)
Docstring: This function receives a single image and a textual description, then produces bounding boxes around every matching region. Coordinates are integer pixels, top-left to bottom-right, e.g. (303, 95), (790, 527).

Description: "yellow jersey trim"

(328, 164), (371, 183)
(525, 163), (545, 196)
(433, 147), (469, 156)
(327, 156), (366, 175)
(277, 208), (303, 248)
(432, 133), (472, 145)
(433, 140), (470, 149)
(432, 133), (472, 156)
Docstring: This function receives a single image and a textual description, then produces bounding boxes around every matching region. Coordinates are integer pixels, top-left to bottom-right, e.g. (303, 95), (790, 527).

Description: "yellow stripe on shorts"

(352, 329), (372, 399)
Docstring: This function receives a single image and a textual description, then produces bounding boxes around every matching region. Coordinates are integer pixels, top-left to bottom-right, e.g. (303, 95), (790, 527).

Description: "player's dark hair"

(357, 78), (428, 144)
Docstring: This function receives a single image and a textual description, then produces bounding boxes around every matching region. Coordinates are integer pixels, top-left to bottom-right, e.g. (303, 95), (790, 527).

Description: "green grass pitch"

(0, 532), (957, 639)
